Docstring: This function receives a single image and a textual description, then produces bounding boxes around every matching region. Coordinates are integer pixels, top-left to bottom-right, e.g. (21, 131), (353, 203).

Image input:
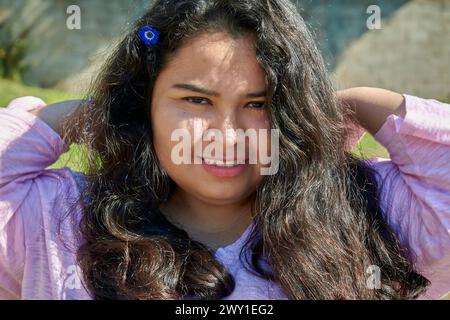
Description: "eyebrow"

(172, 83), (267, 98)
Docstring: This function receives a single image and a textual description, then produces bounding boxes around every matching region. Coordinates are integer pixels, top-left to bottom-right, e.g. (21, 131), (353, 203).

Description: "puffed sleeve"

(363, 94), (450, 300)
(0, 97), (70, 298)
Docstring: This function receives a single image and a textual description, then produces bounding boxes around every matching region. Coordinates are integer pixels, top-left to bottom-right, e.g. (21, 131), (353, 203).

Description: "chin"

(195, 186), (254, 204)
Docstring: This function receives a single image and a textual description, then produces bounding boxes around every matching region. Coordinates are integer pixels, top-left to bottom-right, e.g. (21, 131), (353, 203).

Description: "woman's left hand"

(337, 87), (406, 136)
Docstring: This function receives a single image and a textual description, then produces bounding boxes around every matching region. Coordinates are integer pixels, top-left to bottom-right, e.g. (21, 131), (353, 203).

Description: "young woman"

(0, 0), (449, 300)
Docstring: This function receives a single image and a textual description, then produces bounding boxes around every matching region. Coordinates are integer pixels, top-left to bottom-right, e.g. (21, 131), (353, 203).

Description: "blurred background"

(0, 0), (449, 163)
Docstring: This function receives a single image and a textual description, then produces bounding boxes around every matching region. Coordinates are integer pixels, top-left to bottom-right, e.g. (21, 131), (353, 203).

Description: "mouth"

(200, 157), (248, 177)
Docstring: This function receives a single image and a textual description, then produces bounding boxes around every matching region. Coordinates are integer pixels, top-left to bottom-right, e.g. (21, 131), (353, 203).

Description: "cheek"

(152, 106), (208, 169)
(242, 114), (273, 164)
(152, 106), (181, 169)
(152, 111), (172, 162)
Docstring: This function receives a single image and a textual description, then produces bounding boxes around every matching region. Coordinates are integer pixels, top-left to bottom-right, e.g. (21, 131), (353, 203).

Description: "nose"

(223, 115), (238, 146)
(207, 109), (242, 159)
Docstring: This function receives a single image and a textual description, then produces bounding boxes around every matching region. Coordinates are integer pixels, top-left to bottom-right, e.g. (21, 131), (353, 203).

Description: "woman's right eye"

(183, 97), (211, 105)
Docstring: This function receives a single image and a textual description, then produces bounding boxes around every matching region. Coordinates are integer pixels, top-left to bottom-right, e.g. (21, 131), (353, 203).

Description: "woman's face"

(151, 32), (271, 205)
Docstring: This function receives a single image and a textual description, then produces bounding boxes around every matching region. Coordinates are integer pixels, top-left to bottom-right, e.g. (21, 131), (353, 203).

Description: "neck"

(160, 189), (255, 251)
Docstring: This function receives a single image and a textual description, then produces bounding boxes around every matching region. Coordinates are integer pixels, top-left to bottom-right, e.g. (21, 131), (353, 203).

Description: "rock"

(334, 0), (450, 99)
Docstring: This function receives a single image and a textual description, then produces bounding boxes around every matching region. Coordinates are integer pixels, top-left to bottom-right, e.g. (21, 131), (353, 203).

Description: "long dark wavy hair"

(62, 0), (430, 299)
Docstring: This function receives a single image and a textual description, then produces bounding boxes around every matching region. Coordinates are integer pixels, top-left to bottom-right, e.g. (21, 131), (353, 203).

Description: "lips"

(200, 157), (248, 177)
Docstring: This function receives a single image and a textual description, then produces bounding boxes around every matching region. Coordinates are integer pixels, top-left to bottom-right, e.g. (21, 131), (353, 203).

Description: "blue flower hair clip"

(138, 25), (160, 46)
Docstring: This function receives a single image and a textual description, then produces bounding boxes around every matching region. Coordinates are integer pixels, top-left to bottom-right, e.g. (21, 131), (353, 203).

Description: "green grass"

(352, 133), (389, 159)
(47, 143), (87, 172)
(0, 78), (80, 107)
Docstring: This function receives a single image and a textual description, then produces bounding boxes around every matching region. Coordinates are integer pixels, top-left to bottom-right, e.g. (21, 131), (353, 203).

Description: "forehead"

(159, 32), (267, 92)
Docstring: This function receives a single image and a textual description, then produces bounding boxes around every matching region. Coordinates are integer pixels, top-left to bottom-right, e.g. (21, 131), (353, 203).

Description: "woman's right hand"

(29, 99), (83, 145)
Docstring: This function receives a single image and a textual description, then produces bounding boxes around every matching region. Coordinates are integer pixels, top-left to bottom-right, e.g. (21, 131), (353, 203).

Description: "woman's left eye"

(183, 97), (211, 105)
(247, 102), (267, 109)
(183, 97), (266, 109)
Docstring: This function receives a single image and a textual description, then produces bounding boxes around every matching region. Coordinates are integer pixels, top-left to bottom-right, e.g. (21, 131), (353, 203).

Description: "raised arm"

(337, 87), (407, 136)
(345, 90), (450, 299)
(0, 97), (90, 299)
(29, 99), (83, 146)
